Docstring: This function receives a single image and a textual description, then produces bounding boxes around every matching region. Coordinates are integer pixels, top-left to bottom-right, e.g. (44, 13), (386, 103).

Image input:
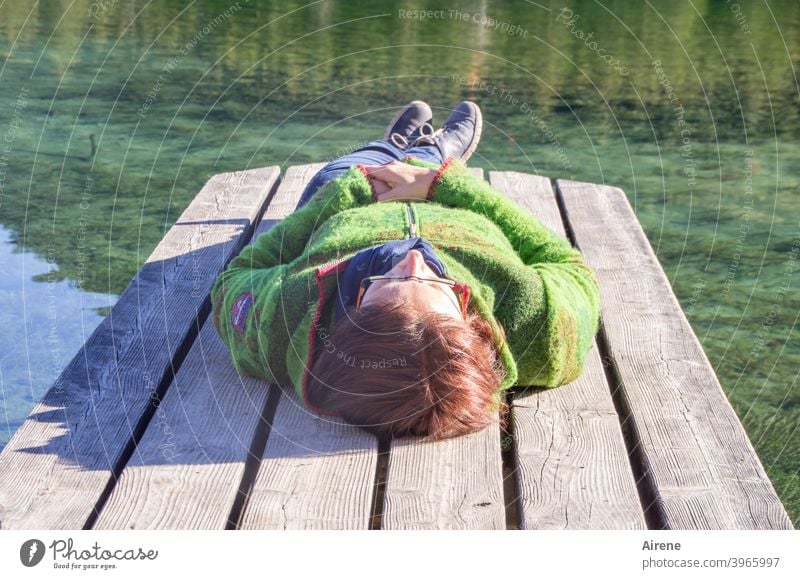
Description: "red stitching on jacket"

(427, 156), (455, 201)
(301, 260), (350, 418)
(316, 257), (351, 279)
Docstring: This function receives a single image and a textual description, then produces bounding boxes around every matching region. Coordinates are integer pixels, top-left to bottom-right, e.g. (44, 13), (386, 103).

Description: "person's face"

(358, 250), (463, 319)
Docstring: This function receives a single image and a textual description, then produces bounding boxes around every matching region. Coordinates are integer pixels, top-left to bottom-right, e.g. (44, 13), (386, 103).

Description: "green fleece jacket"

(210, 156), (601, 416)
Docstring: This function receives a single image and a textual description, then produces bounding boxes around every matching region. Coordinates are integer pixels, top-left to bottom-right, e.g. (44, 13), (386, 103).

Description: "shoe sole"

(459, 101), (483, 162)
(383, 100), (432, 141)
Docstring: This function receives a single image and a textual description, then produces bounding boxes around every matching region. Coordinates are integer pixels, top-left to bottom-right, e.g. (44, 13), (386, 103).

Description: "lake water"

(0, 0), (798, 523)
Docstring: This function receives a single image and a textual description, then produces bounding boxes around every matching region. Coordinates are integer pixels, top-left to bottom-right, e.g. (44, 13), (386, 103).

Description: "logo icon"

(20, 539), (45, 567)
(231, 292), (254, 333)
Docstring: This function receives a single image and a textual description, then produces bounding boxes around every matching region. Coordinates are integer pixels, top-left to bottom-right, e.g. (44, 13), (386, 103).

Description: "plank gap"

(595, 321), (665, 529)
(369, 437), (391, 530)
(550, 177), (579, 249)
(500, 390), (521, 530)
(84, 305), (208, 529)
(225, 384), (284, 529)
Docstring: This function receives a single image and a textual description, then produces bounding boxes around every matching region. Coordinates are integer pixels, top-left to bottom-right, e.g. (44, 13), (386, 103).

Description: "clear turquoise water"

(0, 0), (798, 522)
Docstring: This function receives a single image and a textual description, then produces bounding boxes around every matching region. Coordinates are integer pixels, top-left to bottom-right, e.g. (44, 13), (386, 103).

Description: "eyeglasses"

(355, 274), (470, 318)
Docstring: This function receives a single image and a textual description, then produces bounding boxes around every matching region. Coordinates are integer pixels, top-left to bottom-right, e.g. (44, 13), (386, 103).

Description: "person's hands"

(362, 161), (437, 202)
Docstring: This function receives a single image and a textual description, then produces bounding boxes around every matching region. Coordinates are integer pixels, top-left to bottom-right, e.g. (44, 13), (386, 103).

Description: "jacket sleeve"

(210, 165), (375, 378)
(426, 157), (601, 387)
(213, 165), (375, 273)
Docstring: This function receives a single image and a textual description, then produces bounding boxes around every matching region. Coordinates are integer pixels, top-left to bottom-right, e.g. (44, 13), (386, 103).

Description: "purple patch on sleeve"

(231, 292), (255, 333)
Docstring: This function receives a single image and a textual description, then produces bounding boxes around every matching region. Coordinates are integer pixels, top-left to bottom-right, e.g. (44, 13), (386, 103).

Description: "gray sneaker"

(384, 100), (433, 148)
(411, 101), (483, 162)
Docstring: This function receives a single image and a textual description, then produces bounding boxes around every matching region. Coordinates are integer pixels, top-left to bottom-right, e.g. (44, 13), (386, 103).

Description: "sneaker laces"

(411, 122), (441, 147)
(389, 122), (440, 149)
(389, 132), (410, 148)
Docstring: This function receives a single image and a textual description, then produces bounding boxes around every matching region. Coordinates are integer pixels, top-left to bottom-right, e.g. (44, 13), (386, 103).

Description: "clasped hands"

(361, 161), (437, 202)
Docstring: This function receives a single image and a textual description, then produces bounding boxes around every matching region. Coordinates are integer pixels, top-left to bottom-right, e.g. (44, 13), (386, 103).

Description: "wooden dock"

(0, 164), (793, 530)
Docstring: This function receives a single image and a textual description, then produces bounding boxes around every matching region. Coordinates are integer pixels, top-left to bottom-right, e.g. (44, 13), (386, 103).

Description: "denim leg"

(295, 140), (401, 209)
(294, 140), (443, 209)
(402, 144), (443, 165)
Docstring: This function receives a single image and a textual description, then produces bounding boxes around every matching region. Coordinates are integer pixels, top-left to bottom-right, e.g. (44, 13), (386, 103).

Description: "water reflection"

(0, 224), (115, 449)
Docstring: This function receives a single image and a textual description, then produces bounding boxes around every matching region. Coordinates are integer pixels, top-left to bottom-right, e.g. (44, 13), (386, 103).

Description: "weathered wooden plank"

(239, 390), (378, 530)
(490, 171), (645, 530)
(557, 178), (794, 529)
(93, 164), (307, 529)
(239, 163), (379, 529)
(382, 414), (505, 529)
(0, 167), (280, 529)
(380, 166), (505, 530)
(93, 317), (270, 529)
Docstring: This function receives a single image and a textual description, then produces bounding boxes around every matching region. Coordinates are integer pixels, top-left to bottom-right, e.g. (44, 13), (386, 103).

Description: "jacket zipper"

(320, 205), (416, 274)
(316, 255), (351, 278)
(406, 203), (417, 238)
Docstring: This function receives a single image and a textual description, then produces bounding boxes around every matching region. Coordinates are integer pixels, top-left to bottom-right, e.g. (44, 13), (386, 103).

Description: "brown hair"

(306, 299), (508, 441)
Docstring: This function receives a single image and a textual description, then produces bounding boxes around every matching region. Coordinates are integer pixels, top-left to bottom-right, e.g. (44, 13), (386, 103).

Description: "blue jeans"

(294, 139), (443, 210)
